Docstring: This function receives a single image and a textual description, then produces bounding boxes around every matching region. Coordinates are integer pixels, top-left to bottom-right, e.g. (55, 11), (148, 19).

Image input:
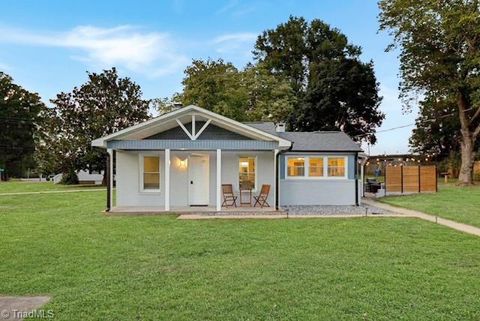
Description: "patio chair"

(253, 184), (271, 208)
(222, 184), (238, 207)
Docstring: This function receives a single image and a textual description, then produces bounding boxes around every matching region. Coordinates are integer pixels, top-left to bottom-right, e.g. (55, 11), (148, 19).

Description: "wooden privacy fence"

(385, 165), (437, 194)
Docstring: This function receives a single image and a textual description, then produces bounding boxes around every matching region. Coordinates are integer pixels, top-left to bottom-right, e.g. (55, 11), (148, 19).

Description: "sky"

(0, 0), (418, 155)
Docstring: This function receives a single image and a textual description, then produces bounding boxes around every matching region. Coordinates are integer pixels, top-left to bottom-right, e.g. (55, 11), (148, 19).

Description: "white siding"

(221, 151), (275, 206)
(116, 151), (165, 207)
(116, 150), (275, 208)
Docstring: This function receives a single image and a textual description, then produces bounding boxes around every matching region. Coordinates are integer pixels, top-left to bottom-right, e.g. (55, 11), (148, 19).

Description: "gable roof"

(92, 105), (291, 148)
(246, 122), (362, 152)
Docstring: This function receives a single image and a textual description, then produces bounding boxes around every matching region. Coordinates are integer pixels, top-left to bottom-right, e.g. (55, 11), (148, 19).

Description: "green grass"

(0, 180), (104, 193)
(0, 183), (479, 320)
(381, 183), (480, 228)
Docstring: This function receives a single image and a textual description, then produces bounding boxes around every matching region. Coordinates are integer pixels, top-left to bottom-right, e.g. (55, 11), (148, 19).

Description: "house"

(52, 170), (104, 185)
(92, 105), (364, 212)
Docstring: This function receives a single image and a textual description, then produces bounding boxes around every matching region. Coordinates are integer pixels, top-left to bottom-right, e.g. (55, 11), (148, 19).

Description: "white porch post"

(360, 160), (365, 204)
(273, 149), (278, 210)
(165, 149), (170, 211)
(216, 149), (222, 211)
(107, 148), (113, 210)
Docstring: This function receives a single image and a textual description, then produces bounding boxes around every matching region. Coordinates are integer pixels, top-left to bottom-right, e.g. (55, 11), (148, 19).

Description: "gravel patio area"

(283, 204), (392, 216)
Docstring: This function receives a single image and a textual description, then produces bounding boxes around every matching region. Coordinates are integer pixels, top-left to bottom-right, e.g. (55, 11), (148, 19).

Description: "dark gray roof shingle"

(243, 122), (277, 135)
(245, 122), (362, 152)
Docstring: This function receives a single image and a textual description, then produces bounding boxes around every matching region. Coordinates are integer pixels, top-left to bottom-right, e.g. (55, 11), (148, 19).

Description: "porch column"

(107, 149), (113, 211)
(216, 149), (221, 211)
(273, 149), (279, 210)
(360, 159), (365, 202)
(165, 149), (170, 211)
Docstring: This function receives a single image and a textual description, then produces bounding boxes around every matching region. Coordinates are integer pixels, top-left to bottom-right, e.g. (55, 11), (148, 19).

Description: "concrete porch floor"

(109, 205), (280, 215)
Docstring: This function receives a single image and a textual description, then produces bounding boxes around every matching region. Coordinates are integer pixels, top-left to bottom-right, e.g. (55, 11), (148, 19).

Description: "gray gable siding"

(107, 140), (278, 150)
(145, 121), (252, 140)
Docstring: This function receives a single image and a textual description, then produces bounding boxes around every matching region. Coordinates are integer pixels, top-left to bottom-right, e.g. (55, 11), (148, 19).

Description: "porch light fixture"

(240, 161), (249, 167)
(176, 157), (188, 169)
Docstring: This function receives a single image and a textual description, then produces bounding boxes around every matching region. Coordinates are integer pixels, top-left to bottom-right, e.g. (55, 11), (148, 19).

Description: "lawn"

(0, 180), (104, 193)
(380, 183), (480, 228)
(0, 184), (479, 320)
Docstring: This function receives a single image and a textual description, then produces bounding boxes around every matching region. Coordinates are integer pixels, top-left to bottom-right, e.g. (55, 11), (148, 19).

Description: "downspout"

(275, 144), (293, 210)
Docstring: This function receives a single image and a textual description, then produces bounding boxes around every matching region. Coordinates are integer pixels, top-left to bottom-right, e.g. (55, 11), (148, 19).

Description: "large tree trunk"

(457, 91), (476, 185)
(458, 133), (475, 185)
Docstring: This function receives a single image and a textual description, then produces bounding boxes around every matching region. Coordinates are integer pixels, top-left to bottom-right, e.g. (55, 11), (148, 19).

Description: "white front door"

(188, 154), (210, 206)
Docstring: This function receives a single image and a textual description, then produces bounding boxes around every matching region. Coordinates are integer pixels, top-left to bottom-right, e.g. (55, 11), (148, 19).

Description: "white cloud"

(216, 0), (240, 15)
(213, 32), (257, 44)
(0, 25), (188, 77)
(212, 32), (257, 57)
(215, 0), (257, 17)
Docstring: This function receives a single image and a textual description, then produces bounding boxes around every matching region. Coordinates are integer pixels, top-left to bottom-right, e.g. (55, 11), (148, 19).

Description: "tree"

(0, 71), (46, 178)
(177, 59), (296, 123)
(151, 93), (183, 115)
(37, 68), (150, 182)
(254, 16), (384, 143)
(180, 59), (248, 121)
(242, 64), (296, 123)
(379, 0), (480, 185)
(409, 95), (462, 157)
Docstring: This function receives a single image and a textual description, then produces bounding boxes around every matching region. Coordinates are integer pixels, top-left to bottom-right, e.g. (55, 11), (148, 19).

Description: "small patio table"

(239, 188), (252, 206)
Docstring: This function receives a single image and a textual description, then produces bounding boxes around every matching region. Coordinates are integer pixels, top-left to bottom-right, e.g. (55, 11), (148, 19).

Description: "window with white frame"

(309, 157), (324, 177)
(287, 157), (305, 177)
(327, 157), (346, 177)
(239, 157), (256, 189)
(286, 156), (347, 178)
(142, 156), (160, 190)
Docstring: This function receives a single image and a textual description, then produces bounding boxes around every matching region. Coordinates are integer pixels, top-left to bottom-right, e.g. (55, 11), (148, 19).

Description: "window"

(239, 157), (256, 189)
(286, 156), (347, 179)
(143, 156), (160, 190)
(309, 157), (324, 177)
(287, 157), (305, 177)
(328, 157), (346, 177)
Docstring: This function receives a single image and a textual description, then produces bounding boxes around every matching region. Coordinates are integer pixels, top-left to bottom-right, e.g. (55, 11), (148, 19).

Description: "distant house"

(92, 105), (364, 212)
(53, 170), (103, 185)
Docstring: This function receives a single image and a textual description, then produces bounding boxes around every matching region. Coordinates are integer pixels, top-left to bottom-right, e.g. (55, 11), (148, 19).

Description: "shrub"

(61, 170), (79, 185)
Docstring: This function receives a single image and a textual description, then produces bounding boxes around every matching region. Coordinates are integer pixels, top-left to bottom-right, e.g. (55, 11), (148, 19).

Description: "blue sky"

(0, 0), (417, 155)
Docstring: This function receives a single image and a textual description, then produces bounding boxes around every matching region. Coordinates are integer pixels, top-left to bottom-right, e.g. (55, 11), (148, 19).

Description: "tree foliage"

(36, 68), (150, 179)
(409, 95), (462, 157)
(177, 59), (296, 123)
(0, 71), (46, 178)
(254, 16), (384, 143)
(379, 0), (480, 184)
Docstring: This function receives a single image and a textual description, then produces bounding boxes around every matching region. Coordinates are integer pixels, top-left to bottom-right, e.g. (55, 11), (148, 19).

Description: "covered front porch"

(106, 148), (280, 212)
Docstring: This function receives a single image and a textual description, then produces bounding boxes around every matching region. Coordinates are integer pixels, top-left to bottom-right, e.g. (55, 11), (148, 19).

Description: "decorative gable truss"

(176, 115), (212, 140)
(91, 105), (292, 149)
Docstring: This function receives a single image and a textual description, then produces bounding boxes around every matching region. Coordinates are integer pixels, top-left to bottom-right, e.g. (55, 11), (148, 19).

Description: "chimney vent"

(276, 123), (286, 133)
(172, 101), (183, 110)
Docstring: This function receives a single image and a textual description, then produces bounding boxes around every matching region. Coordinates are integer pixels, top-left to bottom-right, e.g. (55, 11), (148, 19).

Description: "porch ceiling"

(106, 139), (280, 150)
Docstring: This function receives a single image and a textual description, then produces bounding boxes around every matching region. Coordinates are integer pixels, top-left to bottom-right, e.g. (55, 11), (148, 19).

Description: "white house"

(92, 105), (363, 212)
(52, 170), (104, 185)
